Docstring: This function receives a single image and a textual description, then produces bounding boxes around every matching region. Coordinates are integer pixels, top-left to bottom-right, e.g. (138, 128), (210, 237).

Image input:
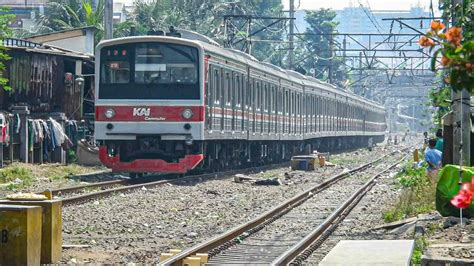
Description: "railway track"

(51, 162), (290, 206)
(47, 173), (129, 197)
(158, 149), (408, 266)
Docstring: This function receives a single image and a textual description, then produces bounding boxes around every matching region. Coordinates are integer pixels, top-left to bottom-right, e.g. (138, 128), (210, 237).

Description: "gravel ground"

(61, 145), (407, 264)
(304, 158), (410, 264)
(208, 153), (404, 264)
(422, 216), (474, 261)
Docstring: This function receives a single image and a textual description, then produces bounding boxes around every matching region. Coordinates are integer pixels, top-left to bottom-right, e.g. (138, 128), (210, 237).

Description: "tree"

(0, 8), (14, 91)
(34, 0), (105, 42)
(294, 8), (347, 85)
(129, 0), (284, 64)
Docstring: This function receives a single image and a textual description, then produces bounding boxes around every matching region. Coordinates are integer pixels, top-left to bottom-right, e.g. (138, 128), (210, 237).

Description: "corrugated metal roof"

(2, 38), (94, 61)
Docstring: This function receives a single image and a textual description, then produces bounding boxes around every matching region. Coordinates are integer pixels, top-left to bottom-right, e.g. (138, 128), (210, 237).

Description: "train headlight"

(182, 108), (193, 119)
(104, 108), (115, 119)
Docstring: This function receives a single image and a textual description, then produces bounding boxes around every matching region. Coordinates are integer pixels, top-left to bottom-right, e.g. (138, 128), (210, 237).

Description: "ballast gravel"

(61, 145), (405, 264)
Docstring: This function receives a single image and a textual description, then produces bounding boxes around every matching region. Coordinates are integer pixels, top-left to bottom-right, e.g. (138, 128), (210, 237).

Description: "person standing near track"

(435, 128), (444, 152)
(425, 138), (442, 181)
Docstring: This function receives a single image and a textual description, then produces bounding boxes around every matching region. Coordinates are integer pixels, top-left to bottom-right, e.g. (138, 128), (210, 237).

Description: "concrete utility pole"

(104, 0), (113, 39)
(288, 0), (294, 70)
(450, 0), (470, 166)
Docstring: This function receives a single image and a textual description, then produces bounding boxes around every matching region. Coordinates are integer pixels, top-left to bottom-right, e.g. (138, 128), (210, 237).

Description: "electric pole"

(450, 0), (470, 166)
(288, 0), (294, 70)
(104, 0), (113, 39)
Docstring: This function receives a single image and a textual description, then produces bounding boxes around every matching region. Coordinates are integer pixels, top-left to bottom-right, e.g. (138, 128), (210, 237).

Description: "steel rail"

(271, 154), (409, 265)
(61, 162), (290, 206)
(158, 149), (405, 266)
(48, 172), (172, 196)
(49, 178), (128, 196)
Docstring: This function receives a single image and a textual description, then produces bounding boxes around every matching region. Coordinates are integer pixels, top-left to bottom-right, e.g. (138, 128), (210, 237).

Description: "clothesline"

(1, 112), (80, 162)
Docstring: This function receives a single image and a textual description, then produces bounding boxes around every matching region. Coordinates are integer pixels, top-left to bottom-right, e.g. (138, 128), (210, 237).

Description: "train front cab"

(94, 37), (206, 173)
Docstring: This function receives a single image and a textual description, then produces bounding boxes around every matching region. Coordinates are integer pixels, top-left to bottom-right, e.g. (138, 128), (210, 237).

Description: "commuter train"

(95, 35), (386, 175)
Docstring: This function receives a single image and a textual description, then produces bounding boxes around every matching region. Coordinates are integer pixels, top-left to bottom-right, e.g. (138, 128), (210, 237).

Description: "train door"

(297, 93), (301, 135)
(224, 71), (232, 131)
(270, 85), (274, 134)
(235, 73), (243, 132)
(255, 80), (260, 133)
(289, 91), (293, 135)
(336, 100), (339, 132)
(261, 82), (266, 134)
(231, 72), (236, 132)
(245, 75), (251, 133)
(284, 89), (288, 134)
(253, 80), (257, 133)
(274, 85), (278, 134)
(205, 65), (213, 131)
(211, 67), (220, 132)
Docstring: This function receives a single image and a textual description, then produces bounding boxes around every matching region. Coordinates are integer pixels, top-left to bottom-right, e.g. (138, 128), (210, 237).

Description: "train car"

(95, 35), (386, 175)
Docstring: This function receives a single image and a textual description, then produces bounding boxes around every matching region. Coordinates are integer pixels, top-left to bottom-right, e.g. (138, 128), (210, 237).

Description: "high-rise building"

(3, 0), (48, 29)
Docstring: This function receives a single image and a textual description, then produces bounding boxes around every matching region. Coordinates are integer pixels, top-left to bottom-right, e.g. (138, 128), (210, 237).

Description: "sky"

(283, 0), (439, 11)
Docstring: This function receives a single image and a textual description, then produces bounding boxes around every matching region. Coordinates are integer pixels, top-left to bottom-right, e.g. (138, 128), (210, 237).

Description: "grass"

(0, 163), (106, 191)
(0, 165), (34, 190)
(42, 164), (93, 181)
(383, 161), (436, 223)
(382, 160), (437, 265)
(411, 236), (429, 265)
(258, 170), (279, 179)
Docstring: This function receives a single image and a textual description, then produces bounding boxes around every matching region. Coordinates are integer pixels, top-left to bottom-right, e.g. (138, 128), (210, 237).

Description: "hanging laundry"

(65, 120), (78, 146)
(41, 120), (52, 160)
(14, 113), (21, 134)
(34, 120), (44, 143)
(48, 117), (72, 149)
(0, 113), (8, 145)
(27, 120), (33, 152)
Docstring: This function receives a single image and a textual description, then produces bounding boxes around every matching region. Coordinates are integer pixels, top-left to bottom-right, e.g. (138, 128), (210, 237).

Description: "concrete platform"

(319, 240), (415, 266)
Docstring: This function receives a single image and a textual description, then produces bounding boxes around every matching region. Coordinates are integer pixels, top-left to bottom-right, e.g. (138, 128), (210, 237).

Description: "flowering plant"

(419, 20), (474, 92)
(450, 176), (474, 209)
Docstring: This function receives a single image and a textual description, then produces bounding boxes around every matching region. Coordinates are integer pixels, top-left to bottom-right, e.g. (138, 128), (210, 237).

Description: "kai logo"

(133, 107), (150, 117)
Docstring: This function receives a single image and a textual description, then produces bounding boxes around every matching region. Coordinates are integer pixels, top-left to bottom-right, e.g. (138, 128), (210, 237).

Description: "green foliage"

(129, 0), (285, 64)
(0, 8), (14, 91)
(428, 86), (451, 127)
(34, 0), (105, 44)
(411, 236), (429, 265)
(294, 8), (347, 85)
(430, 39), (474, 92)
(439, 0), (474, 40)
(396, 162), (429, 188)
(430, 0), (474, 92)
(0, 166), (34, 190)
(383, 161), (436, 222)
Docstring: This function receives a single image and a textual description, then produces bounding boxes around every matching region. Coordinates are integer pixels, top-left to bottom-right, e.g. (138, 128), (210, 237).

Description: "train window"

(235, 74), (241, 107)
(256, 81), (261, 111)
(100, 44), (130, 84)
(263, 83), (270, 112)
(225, 72), (231, 106)
(101, 61), (130, 83)
(134, 43), (198, 84)
(272, 86), (276, 113)
(99, 42), (199, 99)
(214, 68), (220, 104)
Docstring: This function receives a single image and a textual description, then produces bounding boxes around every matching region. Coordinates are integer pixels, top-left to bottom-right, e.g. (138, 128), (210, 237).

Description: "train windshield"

(99, 42), (200, 100)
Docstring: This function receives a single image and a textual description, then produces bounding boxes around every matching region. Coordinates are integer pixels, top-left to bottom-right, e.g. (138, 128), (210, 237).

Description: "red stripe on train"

(96, 106), (205, 122)
(99, 146), (204, 173)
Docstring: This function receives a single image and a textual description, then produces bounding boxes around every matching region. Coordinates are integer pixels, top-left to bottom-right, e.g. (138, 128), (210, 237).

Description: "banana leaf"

(436, 165), (474, 218)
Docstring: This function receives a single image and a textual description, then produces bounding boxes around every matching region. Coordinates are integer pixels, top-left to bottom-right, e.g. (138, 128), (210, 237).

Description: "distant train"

(95, 35), (386, 175)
